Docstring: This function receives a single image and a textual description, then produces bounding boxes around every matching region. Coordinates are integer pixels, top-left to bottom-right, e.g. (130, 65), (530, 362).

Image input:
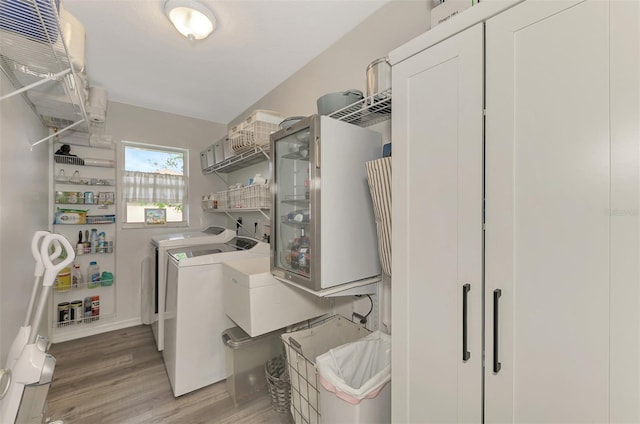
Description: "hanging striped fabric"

(365, 156), (392, 277)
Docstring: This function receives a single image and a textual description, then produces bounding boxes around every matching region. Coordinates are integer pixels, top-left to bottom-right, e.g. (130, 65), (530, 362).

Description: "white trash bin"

(316, 331), (391, 424)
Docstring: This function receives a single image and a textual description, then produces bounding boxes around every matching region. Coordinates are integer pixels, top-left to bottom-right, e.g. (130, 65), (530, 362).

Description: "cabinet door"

(392, 23), (483, 423)
(485, 1), (621, 422)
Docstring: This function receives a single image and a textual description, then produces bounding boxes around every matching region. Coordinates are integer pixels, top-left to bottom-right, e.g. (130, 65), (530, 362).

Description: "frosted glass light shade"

(165, 0), (216, 41)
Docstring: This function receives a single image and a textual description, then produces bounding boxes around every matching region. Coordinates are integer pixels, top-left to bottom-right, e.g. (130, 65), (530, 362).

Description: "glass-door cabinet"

(271, 118), (314, 287)
(271, 115), (383, 292)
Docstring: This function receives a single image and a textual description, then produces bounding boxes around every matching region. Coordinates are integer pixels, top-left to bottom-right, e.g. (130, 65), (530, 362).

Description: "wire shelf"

(0, 0), (90, 147)
(327, 89), (392, 127)
(206, 145), (270, 174)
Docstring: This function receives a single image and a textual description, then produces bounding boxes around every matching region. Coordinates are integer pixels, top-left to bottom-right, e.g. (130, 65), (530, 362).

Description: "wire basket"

(281, 315), (370, 424)
(265, 355), (291, 414)
(229, 119), (280, 154)
(85, 214), (116, 224)
(54, 154), (85, 165)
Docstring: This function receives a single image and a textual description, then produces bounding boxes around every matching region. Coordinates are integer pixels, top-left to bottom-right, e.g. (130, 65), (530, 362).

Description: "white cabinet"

(391, 23), (484, 423)
(391, 0), (639, 422)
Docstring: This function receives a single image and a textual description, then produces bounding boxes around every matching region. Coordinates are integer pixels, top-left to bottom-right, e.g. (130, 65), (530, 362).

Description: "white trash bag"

(316, 331), (391, 404)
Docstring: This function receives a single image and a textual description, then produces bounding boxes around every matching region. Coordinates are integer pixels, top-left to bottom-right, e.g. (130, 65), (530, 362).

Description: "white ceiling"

(63, 0), (390, 124)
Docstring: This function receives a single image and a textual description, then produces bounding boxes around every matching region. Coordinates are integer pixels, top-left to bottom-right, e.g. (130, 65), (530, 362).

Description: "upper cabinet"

(0, 0), (107, 148)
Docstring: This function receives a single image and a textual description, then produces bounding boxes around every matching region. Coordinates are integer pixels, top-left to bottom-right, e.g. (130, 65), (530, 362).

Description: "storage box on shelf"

(229, 110), (282, 154)
(201, 110), (281, 175)
(202, 185), (270, 212)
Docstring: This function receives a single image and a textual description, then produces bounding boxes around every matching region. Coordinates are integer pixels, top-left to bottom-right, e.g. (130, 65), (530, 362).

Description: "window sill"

(121, 221), (189, 230)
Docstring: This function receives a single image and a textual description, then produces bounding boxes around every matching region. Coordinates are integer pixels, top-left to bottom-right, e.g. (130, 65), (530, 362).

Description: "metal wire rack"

(327, 89), (392, 127)
(0, 0), (90, 148)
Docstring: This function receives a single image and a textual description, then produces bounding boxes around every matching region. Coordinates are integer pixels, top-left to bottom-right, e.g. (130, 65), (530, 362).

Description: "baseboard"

(51, 317), (143, 344)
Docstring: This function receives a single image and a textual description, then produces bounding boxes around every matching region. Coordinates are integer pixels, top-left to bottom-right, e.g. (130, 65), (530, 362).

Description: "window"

(122, 142), (188, 226)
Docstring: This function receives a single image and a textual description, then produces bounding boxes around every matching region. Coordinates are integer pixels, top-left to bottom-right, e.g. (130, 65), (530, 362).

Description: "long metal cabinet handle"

(493, 289), (502, 373)
(315, 136), (320, 169)
(462, 283), (471, 361)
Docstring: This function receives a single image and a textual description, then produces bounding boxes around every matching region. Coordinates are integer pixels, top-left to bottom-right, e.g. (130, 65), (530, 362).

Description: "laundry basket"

(281, 315), (370, 424)
(265, 354), (291, 413)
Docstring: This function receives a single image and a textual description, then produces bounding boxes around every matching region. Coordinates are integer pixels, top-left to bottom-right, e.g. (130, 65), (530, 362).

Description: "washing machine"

(163, 237), (269, 397)
(144, 226), (235, 351)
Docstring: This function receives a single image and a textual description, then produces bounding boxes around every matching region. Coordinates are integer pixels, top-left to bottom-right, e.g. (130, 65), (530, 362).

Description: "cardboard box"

(431, 0), (475, 27)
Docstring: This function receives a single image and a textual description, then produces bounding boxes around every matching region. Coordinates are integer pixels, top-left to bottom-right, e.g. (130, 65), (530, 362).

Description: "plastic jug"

(71, 263), (84, 288)
(87, 261), (100, 288)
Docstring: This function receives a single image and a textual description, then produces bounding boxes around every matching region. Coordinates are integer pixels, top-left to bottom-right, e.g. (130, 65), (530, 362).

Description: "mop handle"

(29, 234), (75, 344)
(40, 234), (74, 288)
(23, 232), (63, 327)
(32, 231), (53, 278)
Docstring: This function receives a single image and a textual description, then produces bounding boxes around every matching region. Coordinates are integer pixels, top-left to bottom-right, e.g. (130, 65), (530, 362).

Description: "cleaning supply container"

(86, 261), (100, 288)
(222, 326), (284, 406)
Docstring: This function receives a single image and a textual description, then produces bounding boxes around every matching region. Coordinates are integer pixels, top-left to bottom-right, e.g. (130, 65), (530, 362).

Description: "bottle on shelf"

(89, 228), (99, 253)
(87, 261), (100, 288)
(71, 263), (84, 288)
(98, 231), (106, 253)
(290, 236), (300, 270)
(91, 295), (100, 321)
(76, 231), (84, 256)
(298, 228), (310, 274)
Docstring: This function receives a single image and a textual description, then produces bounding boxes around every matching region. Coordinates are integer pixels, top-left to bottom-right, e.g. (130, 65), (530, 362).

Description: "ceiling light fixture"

(164, 0), (216, 41)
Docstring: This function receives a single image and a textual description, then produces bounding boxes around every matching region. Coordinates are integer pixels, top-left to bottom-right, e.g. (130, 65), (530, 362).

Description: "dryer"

(163, 237), (269, 397)
(144, 226), (235, 351)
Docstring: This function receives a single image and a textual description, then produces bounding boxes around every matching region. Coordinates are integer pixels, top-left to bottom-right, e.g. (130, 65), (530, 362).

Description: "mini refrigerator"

(270, 115), (382, 291)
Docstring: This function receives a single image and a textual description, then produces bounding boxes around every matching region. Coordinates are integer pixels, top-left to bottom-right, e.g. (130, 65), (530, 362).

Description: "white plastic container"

(87, 261), (100, 288)
(71, 264), (84, 288)
(316, 331), (392, 424)
(222, 257), (330, 337)
(319, 381), (391, 424)
(222, 326), (284, 406)
(200, 144), (215, 171)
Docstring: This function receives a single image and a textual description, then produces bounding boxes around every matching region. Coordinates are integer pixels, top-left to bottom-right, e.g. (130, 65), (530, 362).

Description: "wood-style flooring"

(46, 325), (293, 424)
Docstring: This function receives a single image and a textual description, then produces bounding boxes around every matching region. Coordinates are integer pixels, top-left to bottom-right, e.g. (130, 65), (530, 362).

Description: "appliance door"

(270, 116), (317, 290)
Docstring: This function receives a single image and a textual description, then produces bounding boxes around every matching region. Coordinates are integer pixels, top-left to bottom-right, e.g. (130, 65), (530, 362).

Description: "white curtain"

(123, 170), (186, 204)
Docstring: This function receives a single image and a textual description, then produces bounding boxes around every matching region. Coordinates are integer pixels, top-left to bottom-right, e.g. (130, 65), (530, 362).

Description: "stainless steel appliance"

(270, 115), (382, 291)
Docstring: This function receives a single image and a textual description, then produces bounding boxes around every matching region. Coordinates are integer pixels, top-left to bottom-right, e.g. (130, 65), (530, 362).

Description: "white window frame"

(120, 141), (189, 229)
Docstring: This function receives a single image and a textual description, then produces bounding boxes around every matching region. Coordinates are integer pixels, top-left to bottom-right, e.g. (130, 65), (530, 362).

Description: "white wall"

(0, 74), (50, 364)
(232, 0), (430, 125)
(105, 101), (228, 328)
